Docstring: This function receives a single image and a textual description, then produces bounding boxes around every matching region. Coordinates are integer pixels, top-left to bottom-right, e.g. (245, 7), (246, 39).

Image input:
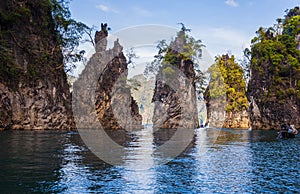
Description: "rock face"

(247, 8), (300, 130)
(204, 89), (227, 128)
(151, 32), (199, 129)
(205, 55), (250, 129)
(0, 82), (74, 130)
(222, 110), (250, 129)
(247, 66), (300, 130)
(248, 77), (300, 130)
(73, 24), (142, 130)
(0, 0), (75, 130)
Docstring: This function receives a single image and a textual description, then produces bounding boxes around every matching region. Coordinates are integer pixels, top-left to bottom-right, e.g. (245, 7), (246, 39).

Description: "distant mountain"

(130, 74), (155, 124)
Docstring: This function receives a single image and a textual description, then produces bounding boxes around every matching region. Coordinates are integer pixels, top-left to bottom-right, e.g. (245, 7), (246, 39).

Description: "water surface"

(0, 128), (299, 193)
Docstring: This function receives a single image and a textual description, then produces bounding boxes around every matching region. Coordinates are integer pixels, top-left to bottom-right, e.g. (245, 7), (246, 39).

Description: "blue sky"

(69, 0), (299, 76)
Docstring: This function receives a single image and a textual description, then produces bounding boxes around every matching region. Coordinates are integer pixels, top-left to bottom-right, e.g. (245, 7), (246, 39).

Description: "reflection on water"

(122, 126), (156, 193)
(0, 128), (299, 193)
(54, 138), (91, 193)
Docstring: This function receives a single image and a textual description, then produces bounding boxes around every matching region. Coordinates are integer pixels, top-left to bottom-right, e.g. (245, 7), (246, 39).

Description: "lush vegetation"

(0, 0), (89, 87)
(206, 55), (248, 112)
(248, 6), (300, 103)
(50, 0), (89, 72)
(144, 25), (206, 94)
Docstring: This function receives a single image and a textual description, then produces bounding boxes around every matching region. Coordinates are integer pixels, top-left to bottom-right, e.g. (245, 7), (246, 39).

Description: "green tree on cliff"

(206, 54), (249, 112)
(51, 0), (90, 72)
(0, 0), (90, 81)
(144, 24), (206, 94)
(248, 6), (300, 102)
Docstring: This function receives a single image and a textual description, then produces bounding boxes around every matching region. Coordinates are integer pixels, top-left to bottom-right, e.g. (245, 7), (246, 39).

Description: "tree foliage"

(50, 0), (90, 72)
(144, 26), (206, 94)
(207, 55), (249, 112)
(248, 6), (300, 102)
(0, 0), (90, 81)
(239, 48), (251, 84)
(126, 48), (139, 68)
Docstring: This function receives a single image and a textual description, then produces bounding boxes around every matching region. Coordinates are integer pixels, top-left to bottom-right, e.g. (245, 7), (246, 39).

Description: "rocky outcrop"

(73, 24), (142, 130)
(247, 8), (300, 130)
(204, 88), (226, 128)
(205, 55), (250, 129)
(222, 110), (250, 129)
(0, 82), (74, 130)
(248, 83), (300, 130)
(0, 0), (75, 130)
(247, 67), (300, 130)
(151, 31), (199, 129)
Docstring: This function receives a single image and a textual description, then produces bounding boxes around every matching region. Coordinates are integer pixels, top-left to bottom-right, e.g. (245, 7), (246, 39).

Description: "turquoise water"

(0, 128), (299, 193)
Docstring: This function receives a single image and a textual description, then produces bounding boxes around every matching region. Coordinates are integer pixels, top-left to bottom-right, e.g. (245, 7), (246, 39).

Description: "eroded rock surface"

(152, 31), (199, 129)
(73, 24), (142, 130)
(0, 1), (74, 130)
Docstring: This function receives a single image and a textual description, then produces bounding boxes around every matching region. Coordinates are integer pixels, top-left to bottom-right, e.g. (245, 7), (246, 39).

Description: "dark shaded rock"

(95, 49), (143, 130)
(0, 0), (75, 130)
(248, 80), (300, 130)
(152, 32), (199, 129)
(246, 8), (300, 130)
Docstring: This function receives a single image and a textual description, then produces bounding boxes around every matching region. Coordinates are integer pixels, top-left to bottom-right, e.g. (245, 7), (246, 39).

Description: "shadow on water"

(0, 128), (299, 193)
(0, 131), (65, 193)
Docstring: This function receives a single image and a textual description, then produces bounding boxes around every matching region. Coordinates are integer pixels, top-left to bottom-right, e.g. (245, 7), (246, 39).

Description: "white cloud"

(96, 4), (118, 13)
(192, 26), (252, 61)
(133, 7), (152, 17)
(225, 0), (239, 7)
(126, 46), (157, 78)
(96, 4), (108, 12)
(134, 46), (157, 59)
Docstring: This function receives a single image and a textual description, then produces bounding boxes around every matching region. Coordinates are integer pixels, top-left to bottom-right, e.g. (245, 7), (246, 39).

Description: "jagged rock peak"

(73, 23), (142, 130)
(152, 30), (199, 129)
(95, 23), (109, 53)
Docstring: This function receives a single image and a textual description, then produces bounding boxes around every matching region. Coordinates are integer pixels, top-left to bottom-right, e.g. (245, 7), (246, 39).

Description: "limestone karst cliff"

(0, 0), (75, 130)
(205, 55), (250, 129)
(247, 7), (300, 130)
(73, 24), (142, 130)
(151, 30), (199, 129)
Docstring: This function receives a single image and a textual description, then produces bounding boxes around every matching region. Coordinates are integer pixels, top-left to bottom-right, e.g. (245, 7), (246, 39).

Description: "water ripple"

(0, 129), (299, 193)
